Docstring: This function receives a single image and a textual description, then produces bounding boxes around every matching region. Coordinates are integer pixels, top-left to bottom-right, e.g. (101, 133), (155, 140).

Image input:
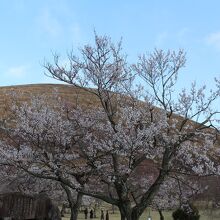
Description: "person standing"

(105, 210), (109, 220)
(100, 210), (104, 220)
(90, 209), (94, 219)
(84, 208), (88, 219)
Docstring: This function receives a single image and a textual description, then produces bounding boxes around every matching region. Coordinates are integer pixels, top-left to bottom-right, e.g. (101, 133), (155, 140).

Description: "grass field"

(62, 209), (220, 220)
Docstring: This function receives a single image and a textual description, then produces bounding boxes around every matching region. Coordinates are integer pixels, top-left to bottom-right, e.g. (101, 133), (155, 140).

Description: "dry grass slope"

(0, 83), (99, 109)
(0, 83), (220, 209)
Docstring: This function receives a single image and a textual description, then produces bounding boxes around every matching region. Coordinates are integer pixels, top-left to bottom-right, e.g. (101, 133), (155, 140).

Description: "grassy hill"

(0, 83), (99, 110)
(0, 83), (219, 205)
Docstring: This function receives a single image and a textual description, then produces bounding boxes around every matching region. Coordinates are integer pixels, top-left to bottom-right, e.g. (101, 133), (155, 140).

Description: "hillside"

(0, 83), (219, 146)
(0, 84), (99, 112)
(0, 83), (219, 149)
(0, 83), (219, 204)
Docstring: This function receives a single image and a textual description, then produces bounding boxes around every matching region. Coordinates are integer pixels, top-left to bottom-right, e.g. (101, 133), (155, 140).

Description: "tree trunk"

(69, 193), (83, 220)
(61, 183), (83, 220)
(120, 213), (126, 220)
(119, 204), (140, 220)
(94, 203), (97, 218)
(158, 209), (164, 220)
(70, 208), (79, 220)
(119, 205), (131, 220)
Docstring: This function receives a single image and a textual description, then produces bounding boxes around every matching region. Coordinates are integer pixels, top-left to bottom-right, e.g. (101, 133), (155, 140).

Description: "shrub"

(172, 203), (200, 220)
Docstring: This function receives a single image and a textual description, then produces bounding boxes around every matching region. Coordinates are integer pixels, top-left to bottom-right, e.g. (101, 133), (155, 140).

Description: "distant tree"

(0, 34), (219, 220)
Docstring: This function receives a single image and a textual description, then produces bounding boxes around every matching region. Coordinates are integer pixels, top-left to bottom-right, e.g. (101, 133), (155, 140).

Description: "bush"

(172, 203), (200, 220)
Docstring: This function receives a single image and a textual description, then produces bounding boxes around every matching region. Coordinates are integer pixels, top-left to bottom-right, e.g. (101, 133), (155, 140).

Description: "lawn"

(62, 209), (220, 220)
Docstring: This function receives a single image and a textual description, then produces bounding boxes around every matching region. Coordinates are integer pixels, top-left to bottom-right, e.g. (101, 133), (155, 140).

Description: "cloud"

(176, 27), (189, 43)
(35, 3), (83, 44)
(70, 23), (81, 43)
(6, 65), (29, 78)
(155, 32), (169, 46)
(37, 9), (62, 37)
(206, 31), (220, 49)
(154, 28), (189, 47)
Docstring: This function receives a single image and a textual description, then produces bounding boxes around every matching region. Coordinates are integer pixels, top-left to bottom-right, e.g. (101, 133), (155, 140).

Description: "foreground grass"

(62, 209), (220, 220)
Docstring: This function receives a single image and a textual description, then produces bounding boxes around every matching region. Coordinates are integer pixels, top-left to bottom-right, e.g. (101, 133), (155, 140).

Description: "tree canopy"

(0, 34), (220, 220)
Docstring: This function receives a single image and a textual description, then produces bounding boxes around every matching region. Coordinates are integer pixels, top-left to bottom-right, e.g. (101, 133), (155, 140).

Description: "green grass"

(62, 209), (220, 220)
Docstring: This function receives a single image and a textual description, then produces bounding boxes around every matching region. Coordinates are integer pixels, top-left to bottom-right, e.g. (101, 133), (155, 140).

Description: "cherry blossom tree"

(0, 34), (219, 220)
(43, 34), (220, 220)
(45, 35), (219, 219)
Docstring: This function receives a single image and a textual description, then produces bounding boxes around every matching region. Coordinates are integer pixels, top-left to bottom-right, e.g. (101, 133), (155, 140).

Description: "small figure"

(90, 209), (94, 219)
(84, 207), (88, 219)
(105, 210), (109, 220)
(100, 210), (104, 220)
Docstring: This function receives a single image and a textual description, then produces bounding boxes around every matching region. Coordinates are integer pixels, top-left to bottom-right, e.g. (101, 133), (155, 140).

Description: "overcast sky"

(0, 0), (220, 89)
